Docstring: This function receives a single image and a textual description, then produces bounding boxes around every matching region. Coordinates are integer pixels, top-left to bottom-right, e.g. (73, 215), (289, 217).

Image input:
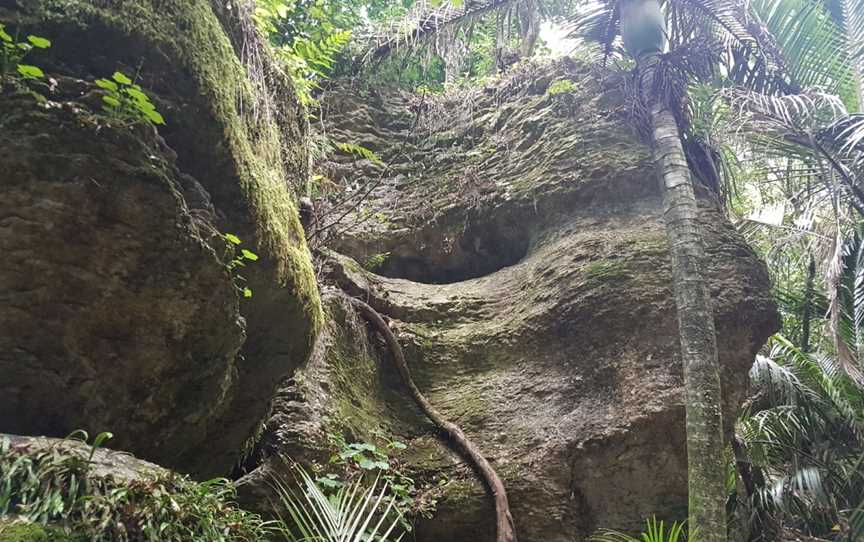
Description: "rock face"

(237, 59), (780, 540)
(1, 433), (168, 483)
(0, 0), (321, 476)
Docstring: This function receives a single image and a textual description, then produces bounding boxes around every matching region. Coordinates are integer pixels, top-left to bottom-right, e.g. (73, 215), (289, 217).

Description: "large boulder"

(237, 59), (780, 540)
(0, 0), (321, 476)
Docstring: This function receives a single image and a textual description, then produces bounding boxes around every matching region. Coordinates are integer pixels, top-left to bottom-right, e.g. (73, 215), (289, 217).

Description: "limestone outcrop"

(237, 59), (780, 541)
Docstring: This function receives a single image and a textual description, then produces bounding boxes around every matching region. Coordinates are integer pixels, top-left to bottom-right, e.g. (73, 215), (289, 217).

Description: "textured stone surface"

(1, 433), (167, 482)
(238, 59), (780, 540)
(0, 0), (321, 476)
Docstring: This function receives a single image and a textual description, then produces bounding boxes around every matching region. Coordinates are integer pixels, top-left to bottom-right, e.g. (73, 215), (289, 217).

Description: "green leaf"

(357, 457), (378, 470)
(143, 108), (165, 125)
(27, 35), (51, 49)
(348, 442), (377, 452)
(241, 249), (259, 261)
(112, 71), (133, 85)
(124, 87), (150, 103)
(338, 449), (360, 460)
(16, 64), (44, 79)
(389, 441), (407, 450)
(95, 78), (118, 91)
(0, 28), (12, 43)
(316, 477), (344, 489)
(92, 431), (113, 448)
(102, 95), (121, 108)
(243, 287), (253, 298)
(224, 233), (242, 245)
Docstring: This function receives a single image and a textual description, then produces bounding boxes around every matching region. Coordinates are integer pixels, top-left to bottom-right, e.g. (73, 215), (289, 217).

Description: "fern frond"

(335, 142), (384, 165)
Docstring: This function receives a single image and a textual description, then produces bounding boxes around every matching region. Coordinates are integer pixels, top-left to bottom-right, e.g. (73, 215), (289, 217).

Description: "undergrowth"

(0, 437), (271, 542)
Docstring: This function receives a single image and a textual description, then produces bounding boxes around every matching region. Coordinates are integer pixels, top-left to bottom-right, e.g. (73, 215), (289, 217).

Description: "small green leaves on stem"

(364, 251), (391, 271)
(223, 233), (259, 299)
(26, 35), (51, 49)
(277, 30), (352, 107)
(95, 71), (165, 126)
(1, 24), (51, 80)
(324, 432), (424, 531)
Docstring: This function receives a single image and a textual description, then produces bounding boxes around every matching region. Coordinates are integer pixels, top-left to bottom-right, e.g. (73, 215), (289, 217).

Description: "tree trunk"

(640, 57), (728, 542)
(517, 0), (540, 58)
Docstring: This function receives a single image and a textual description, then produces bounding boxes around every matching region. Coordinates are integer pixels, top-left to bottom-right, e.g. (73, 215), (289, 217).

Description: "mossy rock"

(0, 0), (321, 475)
(239, 59), (780, 541)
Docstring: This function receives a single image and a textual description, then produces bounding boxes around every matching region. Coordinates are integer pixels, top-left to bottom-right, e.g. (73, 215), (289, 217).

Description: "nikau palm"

(620, 2), (727, 540)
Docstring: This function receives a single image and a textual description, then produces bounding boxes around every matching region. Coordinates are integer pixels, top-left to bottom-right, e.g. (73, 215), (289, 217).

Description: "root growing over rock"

(346, 295), (518, 542)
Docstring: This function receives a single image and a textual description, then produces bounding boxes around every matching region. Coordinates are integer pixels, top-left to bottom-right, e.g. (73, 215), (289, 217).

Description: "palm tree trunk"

(640, 57), (728, 542)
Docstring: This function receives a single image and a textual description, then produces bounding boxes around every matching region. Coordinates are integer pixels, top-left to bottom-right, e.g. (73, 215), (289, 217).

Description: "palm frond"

(272, 468), (404, 542)
(562, 0), (620, 63)
(356, 0), (518, 64)
(590, 516), (691, 542)
(749, 0), (857, 107)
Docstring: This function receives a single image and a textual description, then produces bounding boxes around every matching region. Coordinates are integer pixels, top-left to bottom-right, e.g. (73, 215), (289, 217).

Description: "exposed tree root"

(345, 295), (518, 542)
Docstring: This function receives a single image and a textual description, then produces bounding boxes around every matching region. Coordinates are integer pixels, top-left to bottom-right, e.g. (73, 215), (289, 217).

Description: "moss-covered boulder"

(0, 0), (321, 476)
(236, 59), (780, 541)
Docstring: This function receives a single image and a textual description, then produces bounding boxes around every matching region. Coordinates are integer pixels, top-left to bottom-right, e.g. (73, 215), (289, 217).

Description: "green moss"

(0, 523), (73, 542)
(583, 260), (630, 283)
(628, 235), (668, 255)
(344, 258), (363, 274)
(8, 0), (323, 332)
(326, 319), (395, 436)
(442, 478), (482, 499)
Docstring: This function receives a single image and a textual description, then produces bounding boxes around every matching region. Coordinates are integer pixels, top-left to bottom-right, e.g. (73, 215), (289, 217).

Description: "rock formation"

(0, 1), (780, 537)
(236, 59), (780, 541)
(0, 0), (321, 477)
